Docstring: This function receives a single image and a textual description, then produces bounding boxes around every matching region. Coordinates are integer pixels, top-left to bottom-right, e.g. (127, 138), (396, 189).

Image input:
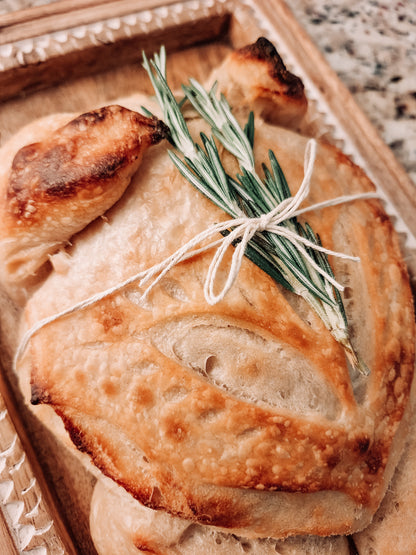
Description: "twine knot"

(257, 212), (274, 232)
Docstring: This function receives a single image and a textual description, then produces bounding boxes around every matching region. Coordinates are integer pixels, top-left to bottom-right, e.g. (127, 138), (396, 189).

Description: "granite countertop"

(1, 0), (415, 185)
(289, 0), (416, 186)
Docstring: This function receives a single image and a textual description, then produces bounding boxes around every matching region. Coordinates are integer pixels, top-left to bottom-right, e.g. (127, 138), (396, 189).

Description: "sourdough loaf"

(0, 38), (414, 550)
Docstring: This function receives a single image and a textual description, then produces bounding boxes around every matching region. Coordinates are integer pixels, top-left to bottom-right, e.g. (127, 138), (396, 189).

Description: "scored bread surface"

(0, 38), (414, 545)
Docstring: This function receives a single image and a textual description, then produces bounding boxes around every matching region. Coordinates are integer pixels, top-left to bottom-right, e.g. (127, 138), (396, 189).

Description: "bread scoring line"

(13, 138), (379, 371)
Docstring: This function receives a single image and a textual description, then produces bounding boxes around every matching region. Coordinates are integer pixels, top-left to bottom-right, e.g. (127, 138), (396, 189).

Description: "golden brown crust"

(4, 41), (414, 542)
(20, 121), (415, 538)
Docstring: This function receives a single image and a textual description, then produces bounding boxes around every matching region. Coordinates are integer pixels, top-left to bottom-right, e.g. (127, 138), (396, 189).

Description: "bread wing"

(0, 105), (167, 303)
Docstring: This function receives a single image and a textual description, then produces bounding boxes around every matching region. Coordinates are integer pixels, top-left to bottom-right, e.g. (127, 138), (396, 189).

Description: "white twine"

(14, 139), (379, 367)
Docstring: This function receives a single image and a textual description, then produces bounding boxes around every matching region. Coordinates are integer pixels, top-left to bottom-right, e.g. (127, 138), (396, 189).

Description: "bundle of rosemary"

(142, 47), (369, 376)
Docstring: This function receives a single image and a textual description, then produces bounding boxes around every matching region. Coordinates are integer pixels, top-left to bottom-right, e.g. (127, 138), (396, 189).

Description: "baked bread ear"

(1, 38), (414, 548)
(0, 105), (167, 304)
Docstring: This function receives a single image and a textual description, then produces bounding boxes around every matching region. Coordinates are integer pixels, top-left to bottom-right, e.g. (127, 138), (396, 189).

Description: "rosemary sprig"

(142, 48), (369, 376)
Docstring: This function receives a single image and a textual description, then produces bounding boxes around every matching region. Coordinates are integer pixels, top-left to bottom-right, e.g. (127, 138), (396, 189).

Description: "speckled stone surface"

(1, 0), (415, 184)
(289, 0), (416, 185)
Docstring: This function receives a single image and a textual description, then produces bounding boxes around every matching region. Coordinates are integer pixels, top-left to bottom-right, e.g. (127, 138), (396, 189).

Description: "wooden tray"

(0, 0), (415, 553)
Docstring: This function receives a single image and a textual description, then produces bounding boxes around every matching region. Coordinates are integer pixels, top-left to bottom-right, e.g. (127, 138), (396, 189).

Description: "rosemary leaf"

(268, 150), (292, 200)
(244, 111), (255, 148)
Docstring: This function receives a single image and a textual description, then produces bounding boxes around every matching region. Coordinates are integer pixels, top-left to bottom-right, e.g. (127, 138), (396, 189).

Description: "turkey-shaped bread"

(3, 38), (415, 541)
